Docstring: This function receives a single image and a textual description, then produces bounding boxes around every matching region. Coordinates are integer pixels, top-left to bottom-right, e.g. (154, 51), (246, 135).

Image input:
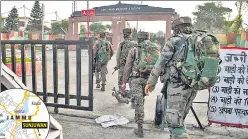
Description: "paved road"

(22, 50), (242, 139)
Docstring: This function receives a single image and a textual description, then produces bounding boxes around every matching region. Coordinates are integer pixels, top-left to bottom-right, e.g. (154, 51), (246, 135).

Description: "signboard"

(208, 47), (248, 128)
(81, 9), (95, 16)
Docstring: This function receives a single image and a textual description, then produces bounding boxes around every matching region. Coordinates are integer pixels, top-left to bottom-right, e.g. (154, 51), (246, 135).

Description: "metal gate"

(1, 40), (94, 113)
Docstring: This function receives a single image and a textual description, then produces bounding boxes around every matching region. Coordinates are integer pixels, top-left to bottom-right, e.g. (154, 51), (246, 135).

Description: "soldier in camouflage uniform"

(122, 32), (157, 138)
(145, 17), (197, 139)
(114, 28), (137, 106)
(93, 32), (112, 91)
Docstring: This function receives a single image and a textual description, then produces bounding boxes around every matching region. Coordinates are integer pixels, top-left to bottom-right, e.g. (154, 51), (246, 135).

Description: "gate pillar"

(165, 17), (172, 42)
(112, 19), (118, 51)
(119, 18), (126, 42)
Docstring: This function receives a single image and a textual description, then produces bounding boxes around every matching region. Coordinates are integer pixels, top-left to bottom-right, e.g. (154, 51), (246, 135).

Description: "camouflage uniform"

(93, 32), (112, 91)
(115, 28), (137, 106)
(123, 32), (155, 138)
(147, 17), (196, 139)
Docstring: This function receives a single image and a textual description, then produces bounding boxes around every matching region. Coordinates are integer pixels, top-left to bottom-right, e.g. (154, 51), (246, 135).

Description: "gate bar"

(31, 44), (37, 94)
(11, 44), (16, 73)
(64, 45), (70, 105)
(76, 45), (82, 106)
(42, 45), (47, 102)
(21, 44), (26, 85)
(53, 45), (59, 113)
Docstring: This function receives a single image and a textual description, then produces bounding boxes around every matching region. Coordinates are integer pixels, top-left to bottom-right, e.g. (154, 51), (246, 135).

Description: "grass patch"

(5, 57), (32, 64)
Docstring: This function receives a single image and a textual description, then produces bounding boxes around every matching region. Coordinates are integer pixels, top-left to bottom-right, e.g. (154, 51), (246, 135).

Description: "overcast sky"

(1, 1), (247, 33)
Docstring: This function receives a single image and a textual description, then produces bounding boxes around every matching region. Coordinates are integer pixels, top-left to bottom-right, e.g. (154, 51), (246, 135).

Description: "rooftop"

(72, 1), (176, 17)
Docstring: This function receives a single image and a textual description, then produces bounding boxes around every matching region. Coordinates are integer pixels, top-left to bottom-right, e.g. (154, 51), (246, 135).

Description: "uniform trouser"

(130, 77), (148, 125)
(164, 81), (197, 132)
(118, 66), (125, 90)
(95, 62), (108, 85)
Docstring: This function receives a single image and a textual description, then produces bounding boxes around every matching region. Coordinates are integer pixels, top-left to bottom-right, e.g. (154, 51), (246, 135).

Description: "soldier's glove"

(121, 83), (126, 91)
(114, 66), (119, 71)
(145, 83), (154, 96)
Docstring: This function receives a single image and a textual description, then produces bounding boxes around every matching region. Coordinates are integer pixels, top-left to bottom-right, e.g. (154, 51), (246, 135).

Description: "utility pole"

(136, 1), (143, 31)
(41, 3), (45, 40)
(55, 11), (57, 21)
(23, 5), (27, 28)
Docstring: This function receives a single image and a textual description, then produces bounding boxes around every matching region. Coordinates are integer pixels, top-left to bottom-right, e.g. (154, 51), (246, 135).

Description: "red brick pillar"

(119, 18), (126, 42)
(68, 18), (73, 35)
(112, 20), (118, 51)
(66, 17), (80, 51)
(73, 19), (79, 35)
(165, 16), (172, 42)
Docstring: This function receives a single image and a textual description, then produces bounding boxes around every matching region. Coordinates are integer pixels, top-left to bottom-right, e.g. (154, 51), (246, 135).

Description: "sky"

(1, 1), (247, 33)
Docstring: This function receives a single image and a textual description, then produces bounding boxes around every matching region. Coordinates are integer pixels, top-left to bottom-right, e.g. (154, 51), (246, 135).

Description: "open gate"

(1, 40), (94, 113)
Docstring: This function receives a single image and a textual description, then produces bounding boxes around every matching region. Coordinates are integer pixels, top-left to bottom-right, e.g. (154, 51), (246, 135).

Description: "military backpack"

(97, 39), (110, 63)
(136, 40), (160, 71)
(173, 31), (221, 90)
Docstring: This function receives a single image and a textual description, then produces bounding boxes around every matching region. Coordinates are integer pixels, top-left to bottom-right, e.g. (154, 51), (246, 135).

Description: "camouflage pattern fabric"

(96, 39), (111, 63)
(95, 62), (107, 85)
(137, 40), (160, 70)
(173, 32), (220, 90)
(122, 46), (149, 136)
(147, 34), (197, 139)
(130, 78), (147, 125)
(93, 38), (111, 87)
(116, 38), (137, 89)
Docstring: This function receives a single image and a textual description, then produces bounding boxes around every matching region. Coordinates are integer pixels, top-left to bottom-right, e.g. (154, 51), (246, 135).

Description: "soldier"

(114, 28), (137, 106)
(93, 32), (112, 91)
(145, 16), (220, 139)
(122, 32), (160, 138)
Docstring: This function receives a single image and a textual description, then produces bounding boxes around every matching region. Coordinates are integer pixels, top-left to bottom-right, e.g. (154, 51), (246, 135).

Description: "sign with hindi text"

(208, 47), (248, 128)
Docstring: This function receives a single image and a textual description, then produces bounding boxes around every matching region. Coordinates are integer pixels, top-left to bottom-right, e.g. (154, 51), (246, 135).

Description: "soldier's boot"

(170, 127), (189, 139)
(96, 83), (101, 88)
(134, 124), (144, 138)
(101, 84), (105, 91)
(112, 91), (129, 104)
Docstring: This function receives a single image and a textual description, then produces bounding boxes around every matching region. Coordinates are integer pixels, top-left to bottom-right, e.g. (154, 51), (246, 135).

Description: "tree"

(4, 7), (19, 33)
(90, 22), (106, 34)
(192, 2), (232, 33)
(105, 24), (112, 31)
(224, 1), (248, 34)
(51, 19), (68, 34)
(156, 31), (164, 37)
(28, 1), (43, 26)
(80, 25), (86, 36)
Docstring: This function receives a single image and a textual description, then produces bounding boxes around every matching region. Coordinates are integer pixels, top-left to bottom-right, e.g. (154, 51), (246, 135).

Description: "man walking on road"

(93, 32), (112, 91)
(145, 16), (220, 139)
(122, 32), (160, 138)
(114, 28), (137, 106)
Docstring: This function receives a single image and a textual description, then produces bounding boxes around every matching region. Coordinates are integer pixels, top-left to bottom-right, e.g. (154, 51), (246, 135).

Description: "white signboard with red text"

(208, 47), (248, 128)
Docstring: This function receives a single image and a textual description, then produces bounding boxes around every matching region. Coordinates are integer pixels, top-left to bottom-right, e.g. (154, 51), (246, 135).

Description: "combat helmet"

(137, 32), (149, 40)
(123, 28), (132, 34)
(172, 16), (192, 29)
(99, 32), (107, 38)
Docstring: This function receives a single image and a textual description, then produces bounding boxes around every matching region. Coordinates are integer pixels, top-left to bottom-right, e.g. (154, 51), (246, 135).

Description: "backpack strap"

(171, 34), (190, 62)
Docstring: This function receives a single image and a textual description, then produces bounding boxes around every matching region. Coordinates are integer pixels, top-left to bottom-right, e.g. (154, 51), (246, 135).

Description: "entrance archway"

(66, 1), (179, 50)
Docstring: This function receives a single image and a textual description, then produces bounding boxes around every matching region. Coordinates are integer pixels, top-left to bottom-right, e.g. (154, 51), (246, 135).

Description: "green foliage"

(90, 22), (106, 34)
(224, 1), (248, 34)
(80, 25), (86, 36)
(192, 2), (232, 33)
(4, 7), (19, 33)
(51, 19), (68, 34)
(5, 57), (32, 64)
(105, 24), (111, 31)
(28, 1), (43, 27)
